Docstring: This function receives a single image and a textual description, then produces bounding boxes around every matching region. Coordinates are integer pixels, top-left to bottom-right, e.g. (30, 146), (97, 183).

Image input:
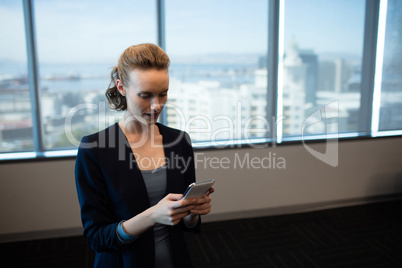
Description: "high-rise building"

(299, 50), (318, 106)
(282, 40), (307, 135)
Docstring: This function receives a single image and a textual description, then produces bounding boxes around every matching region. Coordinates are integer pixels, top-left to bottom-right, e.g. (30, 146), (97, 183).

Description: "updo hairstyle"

(105, 43), (170, 111)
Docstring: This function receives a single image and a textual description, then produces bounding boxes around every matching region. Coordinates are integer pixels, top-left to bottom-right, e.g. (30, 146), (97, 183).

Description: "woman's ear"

(116, 79), (126, 96)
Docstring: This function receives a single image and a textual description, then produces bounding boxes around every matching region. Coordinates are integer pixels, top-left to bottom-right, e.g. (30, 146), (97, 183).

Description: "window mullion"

(23, 0), (44, 155)
(157, 0), (167, 126)
(371, 0), (388, 135)
(267, 0), (281, 145)
(359, 0), (380, 135)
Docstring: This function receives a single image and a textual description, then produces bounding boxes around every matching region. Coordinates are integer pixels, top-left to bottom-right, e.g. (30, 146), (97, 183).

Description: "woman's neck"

(118, 113), (159, 141)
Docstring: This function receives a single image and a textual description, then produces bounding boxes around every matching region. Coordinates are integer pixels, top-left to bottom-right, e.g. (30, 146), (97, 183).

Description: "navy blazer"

(75, 123), (200, 267)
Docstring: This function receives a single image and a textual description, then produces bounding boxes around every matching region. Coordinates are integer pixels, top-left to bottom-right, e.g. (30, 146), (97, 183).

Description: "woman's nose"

(150, 98), (161, 111)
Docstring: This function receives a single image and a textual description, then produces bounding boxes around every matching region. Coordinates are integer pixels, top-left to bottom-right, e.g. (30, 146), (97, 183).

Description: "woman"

(75, 43), (214, 267)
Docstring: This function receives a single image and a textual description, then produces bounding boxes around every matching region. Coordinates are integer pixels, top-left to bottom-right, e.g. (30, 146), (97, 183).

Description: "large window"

(0, 0), (401, 160)
(165, 0), (268, 144)
(33, 0), (156, 150)
(281, 0), (366, 138)
(0, 0), (33, 153)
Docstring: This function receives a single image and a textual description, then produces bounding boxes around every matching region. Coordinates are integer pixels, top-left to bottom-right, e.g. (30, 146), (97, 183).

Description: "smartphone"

(182, 179), (215, 199)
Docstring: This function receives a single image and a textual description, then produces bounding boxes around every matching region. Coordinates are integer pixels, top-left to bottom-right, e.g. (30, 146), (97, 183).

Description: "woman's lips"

(145, 112), (159, 120)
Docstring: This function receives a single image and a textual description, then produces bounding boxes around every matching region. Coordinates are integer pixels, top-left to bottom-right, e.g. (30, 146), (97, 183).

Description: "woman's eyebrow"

(139, 89), (169, 94)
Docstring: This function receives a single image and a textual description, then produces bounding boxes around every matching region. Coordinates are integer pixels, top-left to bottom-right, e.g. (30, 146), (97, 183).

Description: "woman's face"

(117, 69), (169, 125)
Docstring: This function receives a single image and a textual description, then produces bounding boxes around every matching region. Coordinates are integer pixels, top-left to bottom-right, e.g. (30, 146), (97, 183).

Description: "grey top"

(141, 165), (174, 268)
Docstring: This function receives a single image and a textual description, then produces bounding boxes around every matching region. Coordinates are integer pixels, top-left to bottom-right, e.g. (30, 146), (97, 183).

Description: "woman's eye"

(140, 94), (150, 99)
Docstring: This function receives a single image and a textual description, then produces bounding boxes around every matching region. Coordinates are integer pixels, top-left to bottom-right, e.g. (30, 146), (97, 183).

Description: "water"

(0, 62), (258, 93)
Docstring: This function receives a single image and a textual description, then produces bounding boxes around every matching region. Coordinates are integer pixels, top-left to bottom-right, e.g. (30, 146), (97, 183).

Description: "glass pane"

(165, 0), (268, 144)
(378, 0), (402, 131)
(34, 0), (156, 149)
(0, 1), (34, 153)
(282, 0), (366, 138)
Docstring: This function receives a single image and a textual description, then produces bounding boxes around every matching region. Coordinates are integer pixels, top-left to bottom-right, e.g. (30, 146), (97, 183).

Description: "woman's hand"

(189, 187), (215, 215)
(183, 187), (215, 226)
(151, 193), (196, 226)
(122, 193), (196, 237)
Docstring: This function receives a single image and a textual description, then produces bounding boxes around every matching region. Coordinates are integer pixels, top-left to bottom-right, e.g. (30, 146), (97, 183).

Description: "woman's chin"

(123, 113), (159, 126)
(144, 115), (160, 124)
(123, 114), (147, 126)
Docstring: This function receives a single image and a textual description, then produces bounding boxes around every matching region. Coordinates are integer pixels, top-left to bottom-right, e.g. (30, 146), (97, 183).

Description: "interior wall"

(1, 137), (402, 241)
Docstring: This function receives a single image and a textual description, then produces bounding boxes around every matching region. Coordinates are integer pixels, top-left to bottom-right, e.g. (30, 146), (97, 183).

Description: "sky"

(0, 0), (366, 64)
(284, 0), (366, 56)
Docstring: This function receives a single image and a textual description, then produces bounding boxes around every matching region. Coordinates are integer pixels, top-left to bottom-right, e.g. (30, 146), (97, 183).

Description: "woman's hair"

(106, 43), (170, 111)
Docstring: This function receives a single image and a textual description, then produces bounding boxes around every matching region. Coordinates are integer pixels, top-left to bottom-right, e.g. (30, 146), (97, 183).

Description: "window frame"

(1, 0), (401, 162)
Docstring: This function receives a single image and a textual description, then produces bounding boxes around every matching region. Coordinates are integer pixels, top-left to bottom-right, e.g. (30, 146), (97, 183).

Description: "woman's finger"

(190, 203), (211, 212)
(190, 208), (211, 215)
(206, 187), (215, 196)
(193, 196), (212, 205)
(171, 211), (191, 223)
(166, 193), (184, 202)
(171, 205), (195, 215)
